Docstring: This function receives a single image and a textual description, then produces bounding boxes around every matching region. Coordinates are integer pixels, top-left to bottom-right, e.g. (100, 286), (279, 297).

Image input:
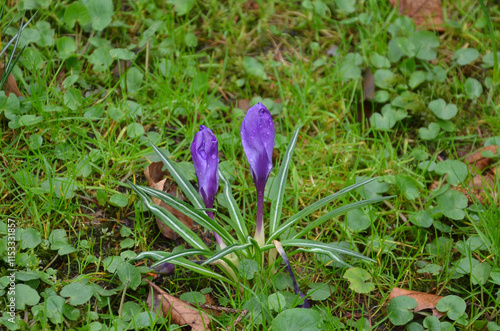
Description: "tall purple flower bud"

(241, 103), (275, 246)
(191, 125), (223, 247)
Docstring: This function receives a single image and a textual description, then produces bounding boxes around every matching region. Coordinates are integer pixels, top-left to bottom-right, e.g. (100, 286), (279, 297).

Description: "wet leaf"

(435, 295), (466, 321)
(146, 279), (210, 331)
(388, 0), (445, 31)
(144, 162), (195, 240)
(343, 267), (375, 293)
(387, 295), (417, 325)
(389, 287), (444, 318)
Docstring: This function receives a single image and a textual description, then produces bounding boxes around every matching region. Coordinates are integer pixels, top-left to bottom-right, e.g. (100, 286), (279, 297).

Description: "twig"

(226, 309), (248, 331)
(42, 254), (59, 272)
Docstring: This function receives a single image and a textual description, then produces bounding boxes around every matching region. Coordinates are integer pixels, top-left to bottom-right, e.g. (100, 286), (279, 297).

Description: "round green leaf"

(471, 262), (491, 285)
(126, 123), (144, 139)
(452, 48), (479, 66)
(272, 308), (323, 331)
(370, 52), (390, 68)
(434, 160), (468, 186)
(238, 259), (259, 280)
(346, 208), (372, 232)
(20, 228), (42, 249)
(343, 267), (374, 294)
(464, 78), (483, 98)
(14, 284), (40, 310)
(109, 48), (136, 60)
(116, 262), (141, 290)
(60, 283), (94, 305)
(268, 292), (286, 312)
(64, 3), (90, 28)
(374, 69), (396, 89)
(46, 295), (65, 324)
(87, 0), (114, 31)
(387, 295), (417, 325)
(435, 295), (466, 321)
(409, 210), (433, 228)
(395, 174), (420, 200)
(307, 282), (335, 301)
(28, 134), (43, 150)
(436, 189), (468, 220)
(428, 98), (458, 120)
(243, 57), (267, 80)
(57, 36), (76, 60)
(409, 70), (426, 89)
(419, 122), (440, 140)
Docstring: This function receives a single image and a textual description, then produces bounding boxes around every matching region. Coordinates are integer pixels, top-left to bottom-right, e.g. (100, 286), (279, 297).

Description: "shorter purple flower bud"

(191, 125), (219, 209)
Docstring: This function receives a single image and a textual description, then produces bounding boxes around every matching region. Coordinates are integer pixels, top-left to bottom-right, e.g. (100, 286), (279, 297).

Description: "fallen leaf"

(146, 279), (211, 330)
(0, 63), (22, 97)
(464, 145), (498, 172)
(389, 287), (444, 318)
(358, 69), (374, 123)
(237, 99), (250, 111)
(144, 161), (194, 240)
(388, 0), (445, 31)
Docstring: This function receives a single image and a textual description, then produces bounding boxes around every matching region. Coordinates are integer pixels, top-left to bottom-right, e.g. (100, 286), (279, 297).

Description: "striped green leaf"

(268, 177), (378, 243)
(129, 182), (208, 250)
(150, 143), (205, 209)
(202, 241), (253, 266)
(219, 170), (248, 241)
(269, 128), (301, 237)
(293, 196), (393, 239)
(136, 184), (235, 245)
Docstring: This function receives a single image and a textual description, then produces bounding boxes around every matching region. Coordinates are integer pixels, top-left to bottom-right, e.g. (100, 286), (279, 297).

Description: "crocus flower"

(241, 103), (275, 246)
(191, 125), (223, 247)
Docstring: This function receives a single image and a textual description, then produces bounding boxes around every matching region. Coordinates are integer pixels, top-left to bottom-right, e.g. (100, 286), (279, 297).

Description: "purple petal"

(191, 125), (219, 208)
(241, 103), (275, 193)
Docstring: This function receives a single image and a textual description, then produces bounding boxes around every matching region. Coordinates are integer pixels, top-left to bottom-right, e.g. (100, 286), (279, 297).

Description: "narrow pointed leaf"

(268, 178), (378, 243)
(297, 248), (352, 268)
(278, 239), (374, 262)
(135, 184), (235, 245)
(269, 128), (301, 236)
(202, 242), (253, 266)
(219, 170), (248, 241)
(293, 196), (393, 239)
(150, 143), (205, 209)
(129, 182), (208, 250)
(151, 249), (212, 267)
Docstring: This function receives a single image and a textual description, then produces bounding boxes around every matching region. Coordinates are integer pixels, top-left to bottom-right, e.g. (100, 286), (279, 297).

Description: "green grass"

(0, 0), (499, 330)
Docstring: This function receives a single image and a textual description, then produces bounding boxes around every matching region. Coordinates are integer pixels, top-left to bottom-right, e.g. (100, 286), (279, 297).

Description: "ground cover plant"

(0, 0), (499, 330)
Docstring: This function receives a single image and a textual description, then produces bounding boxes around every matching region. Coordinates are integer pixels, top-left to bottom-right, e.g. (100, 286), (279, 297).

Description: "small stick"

(226, 309), (248, 331)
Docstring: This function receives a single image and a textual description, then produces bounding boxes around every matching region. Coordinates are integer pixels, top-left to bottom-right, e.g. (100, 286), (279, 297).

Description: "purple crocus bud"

(191, 125), (224, 247)
(241, 103), (275, 245)
(241, 103), (275, 194)
(191, 125), (219, 211)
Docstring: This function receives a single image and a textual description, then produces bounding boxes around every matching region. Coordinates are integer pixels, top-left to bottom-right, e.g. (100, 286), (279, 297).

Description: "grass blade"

(136, 184), (236, 245)
(269, 127), (301, 236)
(268, 177), (378, 243)
(150, 143), (205, 209)
(129, 182), (208, 250)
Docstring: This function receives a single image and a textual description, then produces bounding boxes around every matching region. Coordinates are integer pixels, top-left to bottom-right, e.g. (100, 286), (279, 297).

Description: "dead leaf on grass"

(0, 63), (22, 97)
(389, 287), (444, 318)
(388, 0), (445, 31)
(144, 161), (194, 240)
(465, 145), (498, 172)
(146, 279), (211, 330)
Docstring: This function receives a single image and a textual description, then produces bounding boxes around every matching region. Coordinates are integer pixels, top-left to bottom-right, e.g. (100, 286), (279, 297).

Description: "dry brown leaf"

(389, 287), (444, 318)
(144, 161), (194, 240)
(465, 145), (498, 171)
(146, 279), (211, 330)
(0, 63), (22, 97)
(388, 0), (445, 31)
(237, 99), (250, 111)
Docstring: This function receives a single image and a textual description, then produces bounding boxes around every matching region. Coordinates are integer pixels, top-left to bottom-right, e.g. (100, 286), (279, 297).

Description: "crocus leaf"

(135, 184), (235, 245)
(219, 171), (249, 242)
(151, 249), (212, 267)
(150, 143), (205, 209)
(202, 241), (253, 265)
(268, 177), (379, 243)
(129, 183), (208, 250)
(269, 127), (301, 236)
